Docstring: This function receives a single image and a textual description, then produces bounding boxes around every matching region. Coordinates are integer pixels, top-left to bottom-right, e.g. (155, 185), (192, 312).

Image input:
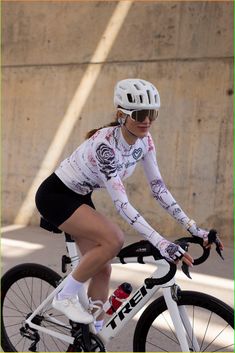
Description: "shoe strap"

(88, 298), (104, 310)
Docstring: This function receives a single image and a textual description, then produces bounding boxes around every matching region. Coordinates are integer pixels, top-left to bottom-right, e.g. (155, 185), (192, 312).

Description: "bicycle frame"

(25, 240), (197, 352)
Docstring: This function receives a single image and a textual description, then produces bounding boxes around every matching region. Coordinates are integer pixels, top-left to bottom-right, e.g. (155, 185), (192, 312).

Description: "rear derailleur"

(20, 324), (40, 352)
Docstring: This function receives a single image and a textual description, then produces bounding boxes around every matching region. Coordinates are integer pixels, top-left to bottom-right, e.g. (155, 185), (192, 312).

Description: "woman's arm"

(94, 142), (163, 246)
(141, 135), (208, 239)
(93, 142), (188, 262)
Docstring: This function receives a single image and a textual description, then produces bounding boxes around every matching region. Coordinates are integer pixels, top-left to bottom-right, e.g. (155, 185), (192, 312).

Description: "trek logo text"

(106, 285), (149, 329)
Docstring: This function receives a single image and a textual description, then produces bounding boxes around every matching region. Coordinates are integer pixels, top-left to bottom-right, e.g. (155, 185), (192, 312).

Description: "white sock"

(78, 285), (90, 309)
(58, 274), (85, 301)
(94, 320), (104, 333)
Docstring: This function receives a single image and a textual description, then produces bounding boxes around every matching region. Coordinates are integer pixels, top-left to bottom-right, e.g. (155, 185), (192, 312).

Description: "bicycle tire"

(1, 263), (73, 352)
(133, 290), (234, 352)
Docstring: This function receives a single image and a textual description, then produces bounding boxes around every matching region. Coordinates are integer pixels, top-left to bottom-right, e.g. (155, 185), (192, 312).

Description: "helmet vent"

(127, 93), (134, 103)
(147, 90), (151, 104)
(139, 95), (143, 103)
(134, 84), (140, 90)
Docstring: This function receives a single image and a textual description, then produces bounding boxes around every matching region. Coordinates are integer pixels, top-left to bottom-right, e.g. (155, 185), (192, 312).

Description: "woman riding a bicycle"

(35, 78), (223, 331)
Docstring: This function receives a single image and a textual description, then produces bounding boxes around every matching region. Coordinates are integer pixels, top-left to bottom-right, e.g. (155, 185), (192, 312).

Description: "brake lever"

(175, 229), (224, 280)
(180, 242), (192, 279)
(174, 240), (192, 279)
(207, 229), (224, 260)
(215, 240), (224, 260)
(181, 262), (192, 279)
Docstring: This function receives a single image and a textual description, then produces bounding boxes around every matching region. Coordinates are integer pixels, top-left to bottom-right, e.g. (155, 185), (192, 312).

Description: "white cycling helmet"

(114, 78), (160, 110)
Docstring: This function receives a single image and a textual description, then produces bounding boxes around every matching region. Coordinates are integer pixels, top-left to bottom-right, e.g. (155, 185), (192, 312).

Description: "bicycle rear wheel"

(1, 263), (72, 352)
(133, 290), (234, 352)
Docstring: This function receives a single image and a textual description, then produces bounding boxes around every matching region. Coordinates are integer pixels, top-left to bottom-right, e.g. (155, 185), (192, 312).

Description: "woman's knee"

(106, 228), (124, 256)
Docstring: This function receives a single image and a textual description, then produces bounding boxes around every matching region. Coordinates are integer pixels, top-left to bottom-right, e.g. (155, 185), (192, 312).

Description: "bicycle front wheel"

(133, 290), (234, 352)
(1, 263), (72, 352)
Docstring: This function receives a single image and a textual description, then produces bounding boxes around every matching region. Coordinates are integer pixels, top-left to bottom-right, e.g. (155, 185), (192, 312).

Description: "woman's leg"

(76, 237), (112, 324)
(76, 237), (112, 304)
(52, 204), (124, 323)
(59, 203), (124, 283)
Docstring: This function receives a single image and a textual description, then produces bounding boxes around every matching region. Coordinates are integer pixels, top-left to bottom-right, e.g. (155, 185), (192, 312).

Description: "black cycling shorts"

(35, 173), (95, 227)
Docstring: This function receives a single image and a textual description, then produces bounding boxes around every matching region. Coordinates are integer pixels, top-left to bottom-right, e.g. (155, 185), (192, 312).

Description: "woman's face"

(125, 115), (152, 138)
(118, 109), (158, 144)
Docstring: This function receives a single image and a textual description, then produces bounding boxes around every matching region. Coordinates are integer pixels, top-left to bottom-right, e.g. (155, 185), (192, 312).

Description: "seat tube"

(65, 233), (80, 268)
(163, 287), (190, 352)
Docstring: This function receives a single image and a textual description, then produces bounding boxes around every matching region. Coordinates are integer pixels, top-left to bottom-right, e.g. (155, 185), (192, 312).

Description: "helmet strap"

(118, 114), (139, 139)
(123, 123), (139, 139)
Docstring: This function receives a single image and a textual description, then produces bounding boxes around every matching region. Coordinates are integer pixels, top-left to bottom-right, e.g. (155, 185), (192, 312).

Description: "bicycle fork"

(163, 285), (200, 352)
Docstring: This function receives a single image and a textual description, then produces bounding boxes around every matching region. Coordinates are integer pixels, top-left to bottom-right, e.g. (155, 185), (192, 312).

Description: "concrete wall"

(2, 1), (233, 242)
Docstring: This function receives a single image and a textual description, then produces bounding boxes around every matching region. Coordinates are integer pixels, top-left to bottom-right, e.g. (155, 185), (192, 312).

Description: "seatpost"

(64, 233), (80, 269)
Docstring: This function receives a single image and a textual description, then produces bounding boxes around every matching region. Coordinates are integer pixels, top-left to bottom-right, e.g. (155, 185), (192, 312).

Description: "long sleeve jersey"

(55, 126), (191, 247)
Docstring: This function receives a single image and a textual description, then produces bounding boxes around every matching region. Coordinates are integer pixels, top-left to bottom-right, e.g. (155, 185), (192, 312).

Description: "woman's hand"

(187, 222), (224, 250)
(157, 239), (194, 267)
(203, 236), (224, 250)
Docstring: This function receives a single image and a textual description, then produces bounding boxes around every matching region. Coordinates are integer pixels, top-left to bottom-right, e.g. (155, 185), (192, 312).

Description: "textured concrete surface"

(2, 1), (233, 241)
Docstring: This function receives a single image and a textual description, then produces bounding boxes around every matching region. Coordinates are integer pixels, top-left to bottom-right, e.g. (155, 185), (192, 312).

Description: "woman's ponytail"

(85, 120), (119, 139)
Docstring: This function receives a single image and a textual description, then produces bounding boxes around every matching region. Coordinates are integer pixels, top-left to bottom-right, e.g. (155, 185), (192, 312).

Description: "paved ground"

(1, 225), (234, 351)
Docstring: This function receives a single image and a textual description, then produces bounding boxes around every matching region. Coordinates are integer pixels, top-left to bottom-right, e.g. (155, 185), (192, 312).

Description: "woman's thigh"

(59, 204), (124, 247)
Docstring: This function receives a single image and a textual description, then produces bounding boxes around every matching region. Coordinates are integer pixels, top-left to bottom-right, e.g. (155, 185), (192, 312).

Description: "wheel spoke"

(9, 330), (23, 340)
(1, 266), (73, 352)
(4, 321), (24, 328)
(162, 312), (178, 342)
(213, 343), (235, 352)
(200, 310), (213, 351)
(185, 304), (197, 351)
(22, 336), (28, 352)
(20, 278), (35, 310)
(8, 284), (31, 310)
(41, 283), (56, 316)
(150, 323), (179, 344)
(3, 302), (28, 316)
(202, 323), (232, 352)
(135, 291), (234, 352)
(146, 339), (170, 352)
(2, 314), (28, 318)
(14, 334), (25, 349)
(40, 332), (51, 352)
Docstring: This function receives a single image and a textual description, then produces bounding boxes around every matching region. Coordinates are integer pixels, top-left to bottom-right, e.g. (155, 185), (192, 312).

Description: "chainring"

(67, 332), (106, 352)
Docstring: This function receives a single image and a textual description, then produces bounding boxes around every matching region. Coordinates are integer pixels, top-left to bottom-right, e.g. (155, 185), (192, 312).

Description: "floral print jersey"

(55, 126), (190, 247)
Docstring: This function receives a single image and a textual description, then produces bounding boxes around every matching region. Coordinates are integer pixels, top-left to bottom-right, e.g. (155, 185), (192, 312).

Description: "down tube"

(99, 283), (160, 343)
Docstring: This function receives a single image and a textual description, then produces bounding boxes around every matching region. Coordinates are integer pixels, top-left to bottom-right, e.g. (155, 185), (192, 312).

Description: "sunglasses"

(118, 108), (159, 123)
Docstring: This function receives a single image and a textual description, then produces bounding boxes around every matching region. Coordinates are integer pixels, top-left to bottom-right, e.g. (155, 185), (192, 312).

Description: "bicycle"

(1, 218), (234, 352)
